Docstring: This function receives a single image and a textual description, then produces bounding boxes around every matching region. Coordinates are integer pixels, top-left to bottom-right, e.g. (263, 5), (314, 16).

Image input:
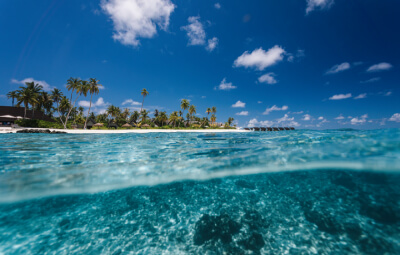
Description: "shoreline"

(0, 127), (250, 134)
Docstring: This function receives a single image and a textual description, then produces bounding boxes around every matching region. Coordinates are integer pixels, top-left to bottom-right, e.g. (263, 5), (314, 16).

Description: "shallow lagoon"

(0, 130), (399, 254)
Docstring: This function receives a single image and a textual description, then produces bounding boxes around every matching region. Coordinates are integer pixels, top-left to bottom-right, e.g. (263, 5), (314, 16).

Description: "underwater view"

(1, 129), (400, 254)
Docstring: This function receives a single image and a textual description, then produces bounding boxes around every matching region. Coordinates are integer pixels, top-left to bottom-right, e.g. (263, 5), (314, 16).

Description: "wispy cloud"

(325, 62), (350, 74)
(367, 62), (393, 72)
(214, 3), (221, 9)
(263, 105), (288, 115)
(232, 100), (246, 108)
(354, 93), (367, 99)
(236, 111), (249, 116)
(258, 73), (277, 84)
(248, 118), (274, 127)
(329, 93), (352, 100)
(78, 97), (109, 108)
(11, 78), (54, 92)
(234, 45), (286, 71)
(306, 0), (334, 14)
(101, 0), (175, 46)
(360, 77), (381, 84)
(302, 114), (312, 121)
(122, 99), (141, 106)
(215, 78), (237, 91)
(335, 114), (345, 120)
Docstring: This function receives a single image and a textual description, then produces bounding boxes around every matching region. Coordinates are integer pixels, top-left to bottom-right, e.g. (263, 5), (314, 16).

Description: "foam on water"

(0, 129), (400, 202)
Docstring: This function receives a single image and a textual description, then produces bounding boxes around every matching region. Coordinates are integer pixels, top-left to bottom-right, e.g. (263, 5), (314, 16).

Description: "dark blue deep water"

(0, 129), (399, 254)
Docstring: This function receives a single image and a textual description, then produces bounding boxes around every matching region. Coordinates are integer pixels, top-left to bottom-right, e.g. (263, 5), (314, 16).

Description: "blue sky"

(0, 0), (399, 128)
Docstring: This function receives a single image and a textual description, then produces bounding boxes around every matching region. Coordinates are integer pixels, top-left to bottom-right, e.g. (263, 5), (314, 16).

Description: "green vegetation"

(6, 80), (236, 130)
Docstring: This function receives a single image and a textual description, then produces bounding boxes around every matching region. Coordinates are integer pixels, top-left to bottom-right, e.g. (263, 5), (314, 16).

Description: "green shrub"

(15, 119), (64, 129)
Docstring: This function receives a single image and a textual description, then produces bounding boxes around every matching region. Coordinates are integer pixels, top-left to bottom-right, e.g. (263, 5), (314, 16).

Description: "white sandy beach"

(0, 127), (250, 134)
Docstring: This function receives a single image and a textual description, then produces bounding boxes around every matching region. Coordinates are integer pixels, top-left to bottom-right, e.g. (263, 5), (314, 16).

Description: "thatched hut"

(93, 123), (104, 127)
(122, 123), (132, 128)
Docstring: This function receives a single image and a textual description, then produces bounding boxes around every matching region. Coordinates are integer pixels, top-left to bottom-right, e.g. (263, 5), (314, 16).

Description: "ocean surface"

(0, 129), (399, 254)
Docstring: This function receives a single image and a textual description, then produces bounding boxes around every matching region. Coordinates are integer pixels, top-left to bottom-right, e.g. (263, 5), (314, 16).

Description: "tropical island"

(2, 78), (237, 131)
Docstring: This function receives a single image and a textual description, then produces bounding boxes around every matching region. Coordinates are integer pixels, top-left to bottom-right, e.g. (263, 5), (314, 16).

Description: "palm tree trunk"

(140, 97), (144, 113)
(64, 95), (80, 129)
(84, 93), (93, 129)
(24, 103), (27, 119)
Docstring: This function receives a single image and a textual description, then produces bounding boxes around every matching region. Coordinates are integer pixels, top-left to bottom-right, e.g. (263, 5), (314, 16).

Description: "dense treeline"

(7, 79), (236, 129)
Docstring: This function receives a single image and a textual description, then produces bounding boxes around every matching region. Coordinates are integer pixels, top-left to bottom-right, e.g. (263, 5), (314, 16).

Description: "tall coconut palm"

(16, 86), (38, 118)
(84, 78), (102, 129)
(7, 91), (18, 107)
(158, 111), (168, 126)
(64, 79), (88, 129)
(25, 81), (43, 118)
(140, 110), (149, 123)
(169, 111), (179, 128)
(154, 109), (159, 118)
(228, 117), (234, 126)
(130, 110), (140, 124)
(121, 108), (130, 120)
(51, 88), (64, 126)
(140, 88), (149, 113)
(107, 105), (120, 122)
(206, 107), (212, 116)
(211, 106), (217, 114)
(211, 114), (216, 126)
(180, 99), (190, 116)
(189, 104), (197, 121)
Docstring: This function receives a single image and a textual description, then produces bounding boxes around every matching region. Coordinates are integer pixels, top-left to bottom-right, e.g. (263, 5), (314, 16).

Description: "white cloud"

(302, 114), (312, 121)
(367, 62), (393, 72)
(234, 45), (286, 71)
(206, 37), (218, 52)
(214, 3), (221, 9)
(215, 78), (237, 91)
(385, 91), (392, 96)
(325, 62), (351, 74)
(329, 93), (352, 100)
(101, 0), (175, 46)
(360, 77), (381, 84)
(335, 114), (345, 120)
(11, 78), (54, 92)
(263, 105), (288, 115)
(287, 49), (306, 62)
(232, 100), (246, 108)
(354, 93), (367, 99)
(306, 0), (335, 14)
(182, 16), (206, 46)
(236, 111), (249, 116)
(318, 116), (324, 120)
(389, 113), (400, 122)
(248, 118), (274, 127)
(277, 114), (300, 127)
(350, 114), (368, 125)
(78, 97), (109, 108)
(258, 73), (277, 84)
(257, 101), (262, 104)
(122, 99), (141, 106)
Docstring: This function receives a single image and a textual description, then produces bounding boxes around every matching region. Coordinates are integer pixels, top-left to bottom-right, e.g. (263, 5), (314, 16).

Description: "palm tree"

(16, 86), (38, 118)
(51, 88), (64, 126)
(169, 111), (180, 128)
(206, 107), (212, 116)
(211, 114), (216, 126)
(64, 79), (88, 129)
(25, 81), (43, 118)
(212, 106), (217, 115)
(37, 91), (53, 116)
(121, 108), (130, 120)
(84, 78), (102, 129)
(140, 88), (149, 112)
(228, 117), (234, 126)
(158, 111), (168, 126)
(140, 110), (149, 123)
(78, 106), (84, 116)
(189, 104), (197, 121)
(129, 110), (140, 124)
(7, 91), (18, 106)
(181, 99), (190, 116)
(107, 105), (120, 121)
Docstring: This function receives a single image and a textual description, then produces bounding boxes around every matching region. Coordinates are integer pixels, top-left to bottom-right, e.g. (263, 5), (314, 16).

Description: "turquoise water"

(0, 129), (399, 254)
